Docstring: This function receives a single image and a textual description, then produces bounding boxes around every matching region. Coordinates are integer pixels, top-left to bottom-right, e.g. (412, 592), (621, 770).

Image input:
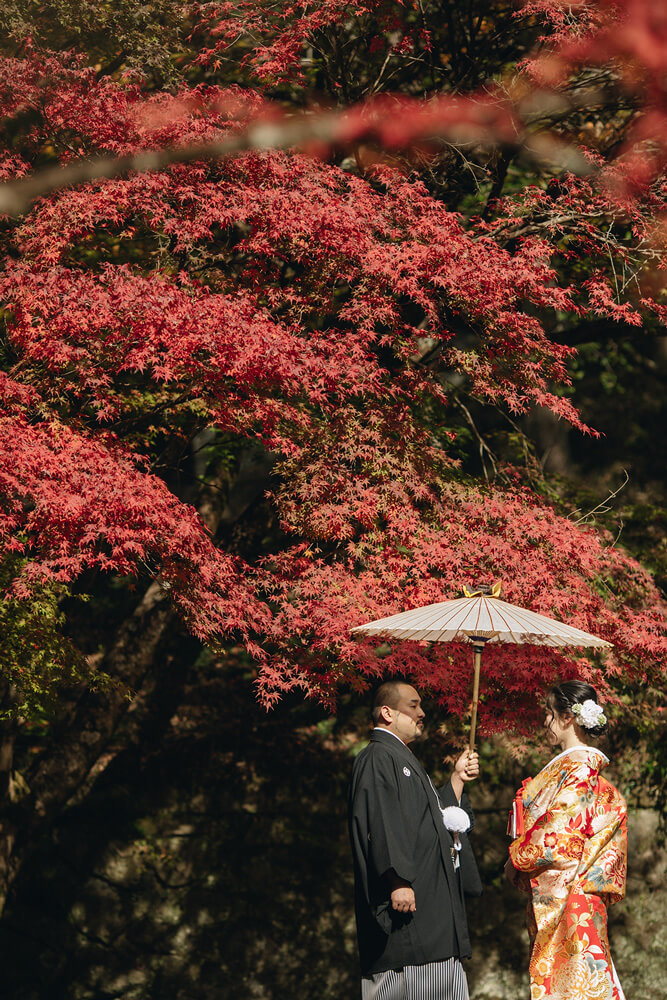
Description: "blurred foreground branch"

(0, 90), (605, 217)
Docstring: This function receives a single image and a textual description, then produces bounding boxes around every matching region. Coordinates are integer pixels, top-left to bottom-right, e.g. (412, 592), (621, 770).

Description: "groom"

(348, 680), (481, 1000)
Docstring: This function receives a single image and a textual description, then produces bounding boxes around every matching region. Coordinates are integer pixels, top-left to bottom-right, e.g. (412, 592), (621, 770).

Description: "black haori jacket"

(348, 728), (482, 976)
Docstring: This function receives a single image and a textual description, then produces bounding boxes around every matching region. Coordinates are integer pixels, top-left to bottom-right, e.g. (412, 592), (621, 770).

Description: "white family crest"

(403, 766), (411, 777)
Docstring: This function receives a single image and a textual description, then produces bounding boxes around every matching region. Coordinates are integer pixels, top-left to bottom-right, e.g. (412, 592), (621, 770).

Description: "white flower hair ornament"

(571, 699), (607, 729)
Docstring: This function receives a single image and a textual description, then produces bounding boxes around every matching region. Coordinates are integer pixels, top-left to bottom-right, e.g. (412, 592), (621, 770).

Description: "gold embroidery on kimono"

(509, 747), (627, 1000)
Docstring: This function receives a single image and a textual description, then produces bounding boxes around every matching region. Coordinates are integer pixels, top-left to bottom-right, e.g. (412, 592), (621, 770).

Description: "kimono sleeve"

(349, 750), (417, 885)
(509, 759), (594, 874)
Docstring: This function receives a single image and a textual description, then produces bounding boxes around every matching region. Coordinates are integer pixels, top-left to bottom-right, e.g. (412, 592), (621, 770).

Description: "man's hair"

(371, 679), (409, 725)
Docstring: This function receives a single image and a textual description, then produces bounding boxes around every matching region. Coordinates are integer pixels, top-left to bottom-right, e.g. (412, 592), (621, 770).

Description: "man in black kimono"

(348, 680), (482, 1000)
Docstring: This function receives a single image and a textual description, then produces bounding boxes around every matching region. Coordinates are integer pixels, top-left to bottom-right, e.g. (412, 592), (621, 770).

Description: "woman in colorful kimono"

(506, 680), (627, 1000)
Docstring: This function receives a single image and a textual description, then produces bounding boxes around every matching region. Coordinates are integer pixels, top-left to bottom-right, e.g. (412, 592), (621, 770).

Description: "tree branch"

(570, 469), (630, 526)
(0, 89), (608, 217)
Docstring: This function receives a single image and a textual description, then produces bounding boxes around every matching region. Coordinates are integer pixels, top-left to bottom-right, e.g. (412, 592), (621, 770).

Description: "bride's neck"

(559, 728), (589, 751)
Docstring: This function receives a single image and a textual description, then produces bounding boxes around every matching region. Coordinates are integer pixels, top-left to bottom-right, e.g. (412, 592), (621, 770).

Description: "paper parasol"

(351, 582), (612, 749)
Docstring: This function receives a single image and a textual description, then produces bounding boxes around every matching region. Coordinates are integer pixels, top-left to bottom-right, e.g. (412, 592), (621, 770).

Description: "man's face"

(382, 685), (425, 744)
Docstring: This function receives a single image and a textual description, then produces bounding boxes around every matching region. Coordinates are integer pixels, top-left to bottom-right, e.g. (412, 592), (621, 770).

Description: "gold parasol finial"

(462, 581), (502, 599)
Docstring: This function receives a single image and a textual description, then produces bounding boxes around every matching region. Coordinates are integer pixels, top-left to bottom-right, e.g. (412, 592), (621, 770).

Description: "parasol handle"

(468, 641), (485, 753)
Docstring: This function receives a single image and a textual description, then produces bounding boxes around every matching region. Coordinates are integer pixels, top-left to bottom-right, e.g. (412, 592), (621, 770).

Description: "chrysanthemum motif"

(553, 956), (613, 999)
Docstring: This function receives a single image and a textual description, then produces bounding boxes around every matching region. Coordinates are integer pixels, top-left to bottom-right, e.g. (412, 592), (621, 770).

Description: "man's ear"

(379, 704), (394, 725)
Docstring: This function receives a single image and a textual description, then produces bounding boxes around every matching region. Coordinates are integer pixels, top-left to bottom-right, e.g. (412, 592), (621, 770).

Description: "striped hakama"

(361, 957), (469, 1000)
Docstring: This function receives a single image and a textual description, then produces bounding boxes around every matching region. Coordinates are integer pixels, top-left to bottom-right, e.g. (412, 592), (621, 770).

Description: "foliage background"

(0, 0), (665, 997)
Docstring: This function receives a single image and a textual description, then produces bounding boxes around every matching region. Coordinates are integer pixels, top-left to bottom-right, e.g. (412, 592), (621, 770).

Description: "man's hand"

(388, 871), (416, 913)
(449, 749), (480, 802)
(390, 885), (416, 913)
(454, 749), (480, 783)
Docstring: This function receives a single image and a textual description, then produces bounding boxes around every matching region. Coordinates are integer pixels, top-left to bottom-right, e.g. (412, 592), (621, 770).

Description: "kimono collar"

(370, 727), (417, 757)
(541, 744), (609, 776)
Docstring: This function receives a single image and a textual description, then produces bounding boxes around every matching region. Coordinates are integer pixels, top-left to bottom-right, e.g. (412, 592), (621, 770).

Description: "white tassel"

(440, 805), (470, 833)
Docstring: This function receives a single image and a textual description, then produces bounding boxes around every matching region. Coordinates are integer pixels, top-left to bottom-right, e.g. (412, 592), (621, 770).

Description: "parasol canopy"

(351, 583), (612, 749)
(350, 591), (612, 648)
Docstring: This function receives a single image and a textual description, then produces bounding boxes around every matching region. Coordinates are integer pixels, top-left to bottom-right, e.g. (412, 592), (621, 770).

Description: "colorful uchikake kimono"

(508, 746), (627, 1000)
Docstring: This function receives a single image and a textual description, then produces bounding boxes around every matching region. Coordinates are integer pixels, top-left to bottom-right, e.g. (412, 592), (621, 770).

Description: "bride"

(506, 680), (627, 1000)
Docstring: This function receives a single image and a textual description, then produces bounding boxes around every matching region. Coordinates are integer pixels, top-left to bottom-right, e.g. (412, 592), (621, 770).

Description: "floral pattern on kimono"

(509, 747), (627, 1000)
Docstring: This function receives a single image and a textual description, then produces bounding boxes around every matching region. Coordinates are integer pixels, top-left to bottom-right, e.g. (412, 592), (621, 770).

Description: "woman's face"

(543, 705), (569, 748)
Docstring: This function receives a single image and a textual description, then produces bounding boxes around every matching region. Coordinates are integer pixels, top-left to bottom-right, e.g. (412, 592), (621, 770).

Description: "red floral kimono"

(508, 747), (627, 1000)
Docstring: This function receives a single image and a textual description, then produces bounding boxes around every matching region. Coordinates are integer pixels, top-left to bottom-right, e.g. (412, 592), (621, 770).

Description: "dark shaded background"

(1, 650), (663, 1000)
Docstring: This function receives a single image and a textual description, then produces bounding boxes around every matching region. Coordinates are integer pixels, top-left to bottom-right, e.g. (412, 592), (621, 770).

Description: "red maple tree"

(0, 0), (665, 737)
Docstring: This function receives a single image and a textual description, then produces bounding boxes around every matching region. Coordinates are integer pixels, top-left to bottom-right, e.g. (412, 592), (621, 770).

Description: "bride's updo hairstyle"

(546, 680), (608, 738)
